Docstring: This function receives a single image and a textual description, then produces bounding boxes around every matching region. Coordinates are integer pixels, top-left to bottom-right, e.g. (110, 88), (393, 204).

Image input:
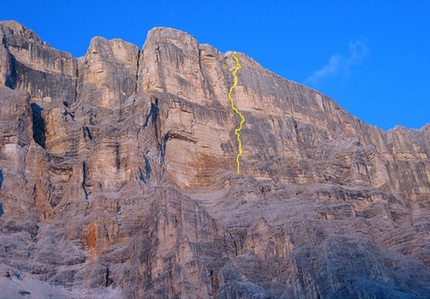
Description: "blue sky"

(1, 0), (429, 131)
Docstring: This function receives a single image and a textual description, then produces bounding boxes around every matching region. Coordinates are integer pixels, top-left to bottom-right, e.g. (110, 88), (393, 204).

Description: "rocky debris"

(0, 20), (429, 298)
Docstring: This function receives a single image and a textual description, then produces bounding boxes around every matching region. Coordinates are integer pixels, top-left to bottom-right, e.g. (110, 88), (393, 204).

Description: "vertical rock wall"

(0, 21), (429, 298)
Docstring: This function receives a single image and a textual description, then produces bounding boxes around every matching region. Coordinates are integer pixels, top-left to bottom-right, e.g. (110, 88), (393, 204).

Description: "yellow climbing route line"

(228, 51), (244, 174)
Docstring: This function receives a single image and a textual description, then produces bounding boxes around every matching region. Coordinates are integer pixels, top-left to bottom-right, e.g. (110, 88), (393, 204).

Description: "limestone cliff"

(0, 21), (429, 298)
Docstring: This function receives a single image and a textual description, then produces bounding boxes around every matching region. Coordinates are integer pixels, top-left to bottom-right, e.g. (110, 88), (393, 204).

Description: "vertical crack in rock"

(144, 155), (151, 180)
(74, 66), (78, 103)
(293, 119), (299, 137)
(30, 103), (46, 148)
(31, 184), (37, 206)
(160, 133), (170, 163)
(139, 167), (146, 183)
(1, 33), (17, 89)
(0, 169), (3, 190)
(0, 170), (3, 217)
(154, 45), (167, 93)
(135, 50), (141, 95)
(115, 143), (121, 170)
(105, 267), (113, 287)
(82, 162), (89, 201)
(5, 53), (16, 89)
(144, 98), (159, 133)
(197, 48), (209, 99)
(138, 155), (152, 184)
(143, 97), (166, 164)
(83, 126), (93, 140)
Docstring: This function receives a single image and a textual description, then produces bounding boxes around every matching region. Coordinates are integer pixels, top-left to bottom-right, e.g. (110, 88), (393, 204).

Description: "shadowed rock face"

(0, 21), (429, 298)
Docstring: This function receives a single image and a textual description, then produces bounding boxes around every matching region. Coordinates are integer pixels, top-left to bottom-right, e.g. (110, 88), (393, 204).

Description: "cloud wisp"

(304, 38), (369, 88)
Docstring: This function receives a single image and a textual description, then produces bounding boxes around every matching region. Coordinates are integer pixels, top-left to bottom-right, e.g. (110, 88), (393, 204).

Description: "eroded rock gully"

(0, 20), (429, 298)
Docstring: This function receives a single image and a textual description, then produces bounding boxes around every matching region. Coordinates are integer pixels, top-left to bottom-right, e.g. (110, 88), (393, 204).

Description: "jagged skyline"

(1, 0), (429, 131)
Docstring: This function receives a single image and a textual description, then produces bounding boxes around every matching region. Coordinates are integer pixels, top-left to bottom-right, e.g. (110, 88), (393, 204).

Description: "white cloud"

(304, 38), (369, 87)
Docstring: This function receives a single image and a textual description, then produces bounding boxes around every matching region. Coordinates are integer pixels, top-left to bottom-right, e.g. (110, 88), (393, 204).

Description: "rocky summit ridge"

(0, 20), (429, 298)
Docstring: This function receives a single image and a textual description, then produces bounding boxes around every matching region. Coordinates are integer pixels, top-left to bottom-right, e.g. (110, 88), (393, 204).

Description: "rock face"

(0, 20), (429, 298)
